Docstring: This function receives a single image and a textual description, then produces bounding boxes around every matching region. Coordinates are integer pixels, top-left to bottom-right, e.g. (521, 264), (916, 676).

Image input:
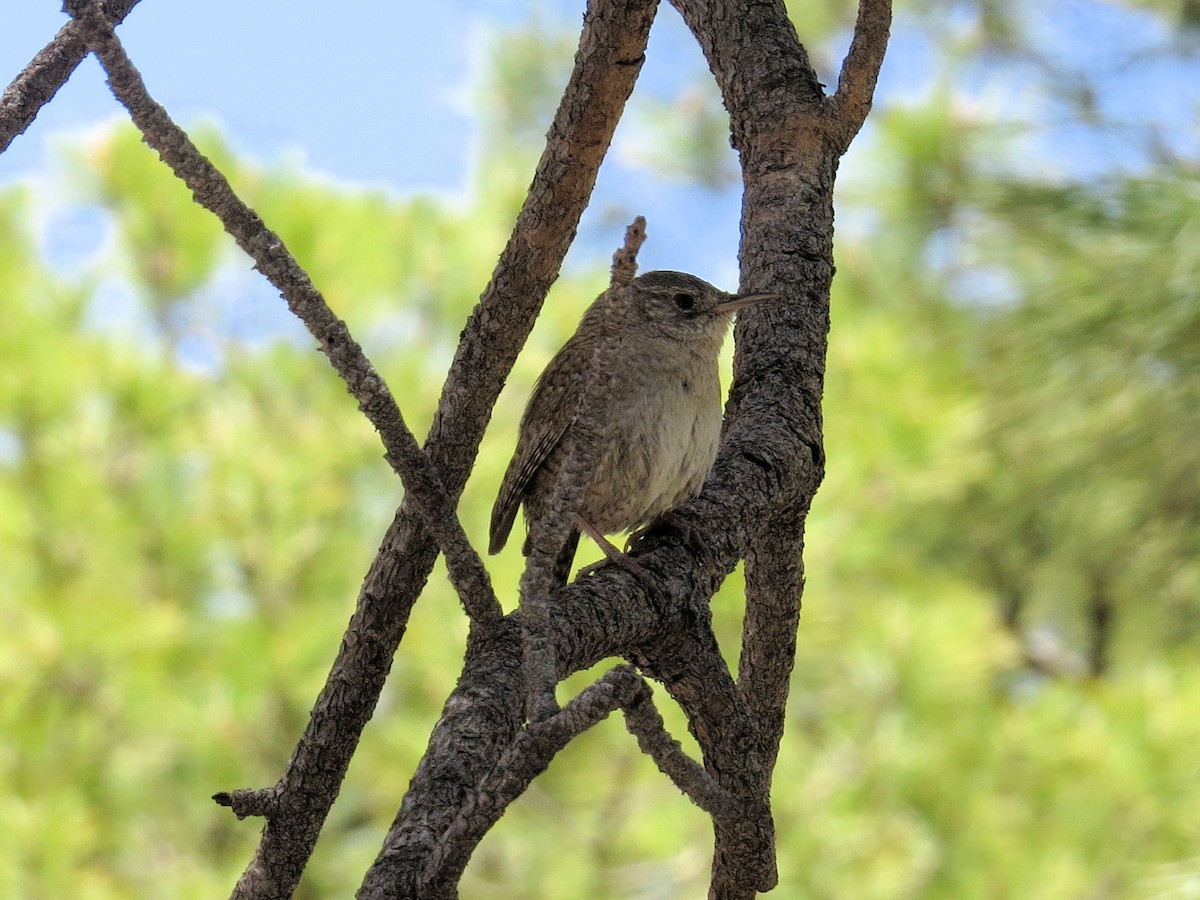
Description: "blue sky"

(1, 1), (753, 283)
(3, 1), (1198, 286)
(2, 2), (491, 189)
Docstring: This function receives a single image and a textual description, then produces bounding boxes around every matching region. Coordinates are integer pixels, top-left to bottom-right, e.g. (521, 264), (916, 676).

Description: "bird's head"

(625, 270), (780, 347)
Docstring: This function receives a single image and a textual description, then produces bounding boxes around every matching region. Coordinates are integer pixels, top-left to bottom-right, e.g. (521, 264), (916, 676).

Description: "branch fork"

(1, 0), (894, 894)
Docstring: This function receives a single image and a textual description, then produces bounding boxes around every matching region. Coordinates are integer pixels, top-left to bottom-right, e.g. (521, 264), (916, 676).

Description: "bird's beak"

(714, 290), (782, 314)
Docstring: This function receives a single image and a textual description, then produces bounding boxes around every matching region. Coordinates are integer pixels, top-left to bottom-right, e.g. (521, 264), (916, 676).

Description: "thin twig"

(0, 0), (141, 153)
(212, 786), (283, 821)
(619, 676), (737, 818)
(609, 214), (646, 286)
(64, 0), (502, 628)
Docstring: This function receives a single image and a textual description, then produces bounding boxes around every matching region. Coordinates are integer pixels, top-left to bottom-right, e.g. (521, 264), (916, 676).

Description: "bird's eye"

(672, 292), (696, 311)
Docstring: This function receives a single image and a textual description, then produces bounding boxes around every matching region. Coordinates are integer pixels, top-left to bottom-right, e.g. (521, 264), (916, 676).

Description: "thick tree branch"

(737, 514), (807, 766)
(373, 472), (793, 894)
(382, 552), (749, 894)
(667, 0), (826, 163)
(649, 600), (777, 894)
(39, 0), (887, 893)
(64, 0), (501, 630)
(360, 548), (677, 897)
(413, 666), (646, 897)
(830, 0), (893, 149)
(1, 0), (141, 153)
(358, 618), (525, 899)
(410, 663), (733, 896)
(661, 0), (891, 893)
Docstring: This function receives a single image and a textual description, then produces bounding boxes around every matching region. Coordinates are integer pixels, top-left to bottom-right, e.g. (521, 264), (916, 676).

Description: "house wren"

(488, 270), (779, 581)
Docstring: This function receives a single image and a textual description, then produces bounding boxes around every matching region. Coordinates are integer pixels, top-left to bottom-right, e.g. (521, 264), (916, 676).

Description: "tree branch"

(413, 666), (647, 897)
(358, 0), (856, 854)
(212, 786), (283, 821)
(211, 0), (661, 894)
(358, 618), (525, 899)
(829, 0), (893, 149)
(1, 0), (141, 154)
(667, 0), (826, 162)
(648, 601), (778, 894)
(618, 674), (737, 819)
(655, 0), (891, 893)
(373, 658), (735, 898)
(64, 0), (501, 629)
(518, 216), (649, 722)
(737, 514), (807, 768)
(40, 0), (887, 893)
(371, 487), (783, 894)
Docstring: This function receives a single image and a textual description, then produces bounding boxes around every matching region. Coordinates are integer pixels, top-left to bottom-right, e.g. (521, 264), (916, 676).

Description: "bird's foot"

(576, 551), (652, 580)
(573, 514), (654, 580)
(629, 510), (715, 563)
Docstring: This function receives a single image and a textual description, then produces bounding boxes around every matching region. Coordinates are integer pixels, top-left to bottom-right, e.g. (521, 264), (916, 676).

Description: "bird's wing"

(488, 339), (588, 555)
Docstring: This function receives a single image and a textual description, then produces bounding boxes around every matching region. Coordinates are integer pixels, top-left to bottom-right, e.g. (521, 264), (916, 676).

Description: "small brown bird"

(488, 270), (779, 582)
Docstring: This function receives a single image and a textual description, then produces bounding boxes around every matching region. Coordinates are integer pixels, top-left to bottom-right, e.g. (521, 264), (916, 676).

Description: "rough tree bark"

(0, 0), (141, 151)
(360, 0), (890, 895)
(4, 0), (890, 896)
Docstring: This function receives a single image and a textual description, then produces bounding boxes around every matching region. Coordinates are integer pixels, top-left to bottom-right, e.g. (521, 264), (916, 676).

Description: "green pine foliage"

(3, 5), (1199, 897)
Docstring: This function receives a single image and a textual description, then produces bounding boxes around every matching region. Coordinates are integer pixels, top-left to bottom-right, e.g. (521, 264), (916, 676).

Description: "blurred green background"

(2, 1), (1199, 897)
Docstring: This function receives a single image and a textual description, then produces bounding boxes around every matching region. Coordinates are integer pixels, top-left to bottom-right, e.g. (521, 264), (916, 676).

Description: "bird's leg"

(630, 509), (716, 563)
(574, 514), (651, 578)
(575, 515), (624, 561)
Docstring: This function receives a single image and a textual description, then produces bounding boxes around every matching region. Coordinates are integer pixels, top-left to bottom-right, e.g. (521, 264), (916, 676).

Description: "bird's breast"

(582, 363), (721, 534)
